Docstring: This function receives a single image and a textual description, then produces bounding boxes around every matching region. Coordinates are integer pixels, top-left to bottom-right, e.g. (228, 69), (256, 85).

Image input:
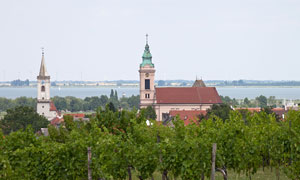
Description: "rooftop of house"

(155, 87), (222, 104)
(169, 110), (207, 125)
(192, 79), (206, 87)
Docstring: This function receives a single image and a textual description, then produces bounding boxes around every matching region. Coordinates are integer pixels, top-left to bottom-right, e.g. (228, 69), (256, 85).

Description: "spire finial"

(41, 47), (44, 56)
(146, 34), (148, 44)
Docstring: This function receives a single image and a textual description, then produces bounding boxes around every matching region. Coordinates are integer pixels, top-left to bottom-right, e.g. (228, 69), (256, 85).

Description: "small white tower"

(37, 49), (56, 121)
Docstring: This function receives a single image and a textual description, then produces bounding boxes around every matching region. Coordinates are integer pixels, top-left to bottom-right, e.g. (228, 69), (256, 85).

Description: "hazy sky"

(0, 0), (300, 81)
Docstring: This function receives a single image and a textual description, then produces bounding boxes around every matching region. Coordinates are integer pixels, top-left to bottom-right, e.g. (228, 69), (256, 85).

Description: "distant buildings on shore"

(2, 79), (300, 88)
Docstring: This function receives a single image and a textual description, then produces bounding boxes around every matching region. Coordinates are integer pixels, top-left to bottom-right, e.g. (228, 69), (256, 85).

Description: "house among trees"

(139, 35), (222, 121)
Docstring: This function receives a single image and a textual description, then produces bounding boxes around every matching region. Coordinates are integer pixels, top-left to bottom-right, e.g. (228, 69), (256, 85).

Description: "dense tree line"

(0, 97), (37, 112)
(1, 107), (300, 179)
(10, 79), (30, 86)
(220, 95), (288, 108)
(52, 90), (139, 112)
(0, 106), (48, 135)
(0, 90), (140, 112)
(219, 80), (300, 86)
(0, 94), (295, 113)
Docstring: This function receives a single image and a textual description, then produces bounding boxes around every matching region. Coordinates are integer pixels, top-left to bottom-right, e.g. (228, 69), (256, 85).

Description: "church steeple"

(39, 48), (49, 77)
(36, 48), (55, 121)
(139, 34), (156, 109)
(140, 34), (154, 68)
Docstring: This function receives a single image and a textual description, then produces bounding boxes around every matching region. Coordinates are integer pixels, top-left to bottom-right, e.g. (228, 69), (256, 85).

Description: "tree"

(100, 95), (109, 107)
(88, 96), (102, 110)
(244, 97), (251, 107)
(0, 106), (49, 135)
(256, 95), (268, 108)
(205, 104), (232, 121)
(142, 106), (157, 120)
(15, 97), (36, 109)
(109, 89), (119, 108)
(220, 96), (233, 105)
(114, 90), (118, 100)
(127, 95), (140, 109)
(69, 98), (83, 112)
(268, 96), (276, 107)
(158, 80), (166, 86)
(106, 102), (116, 112)
(52, 96), (67, 110)
(110, 89), (114, 99)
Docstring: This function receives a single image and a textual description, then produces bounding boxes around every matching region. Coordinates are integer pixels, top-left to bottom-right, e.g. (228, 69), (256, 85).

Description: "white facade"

(154, 104), (212, 122)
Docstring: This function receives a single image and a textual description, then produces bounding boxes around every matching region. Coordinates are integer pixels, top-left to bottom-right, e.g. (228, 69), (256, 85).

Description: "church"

(139, 37), (222, 121)
(36, 50), (60, 121)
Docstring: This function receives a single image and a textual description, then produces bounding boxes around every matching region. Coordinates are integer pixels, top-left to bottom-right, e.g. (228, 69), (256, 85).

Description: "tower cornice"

(37, 76), (50, 80)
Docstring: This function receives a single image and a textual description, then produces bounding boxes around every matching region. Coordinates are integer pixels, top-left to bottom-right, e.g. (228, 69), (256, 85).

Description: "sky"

(0, 0), (300, 81)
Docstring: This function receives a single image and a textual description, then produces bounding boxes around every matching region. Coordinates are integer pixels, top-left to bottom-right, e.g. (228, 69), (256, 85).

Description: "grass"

(131, 168), (289, 180)
(215, 168), (289, 180)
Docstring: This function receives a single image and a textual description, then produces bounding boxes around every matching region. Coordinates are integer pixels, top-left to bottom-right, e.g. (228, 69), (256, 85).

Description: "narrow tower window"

(145, 79), (150, 89)
(41, 85), (45, 92)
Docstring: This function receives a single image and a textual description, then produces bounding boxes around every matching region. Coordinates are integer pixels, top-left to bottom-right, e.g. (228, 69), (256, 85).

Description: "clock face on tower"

(41, 80), (45, 85)
(145, 73), (149, 77)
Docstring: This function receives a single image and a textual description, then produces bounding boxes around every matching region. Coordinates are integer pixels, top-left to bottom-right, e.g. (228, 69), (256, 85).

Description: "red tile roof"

(169, 110), (207, 125)
(64, 113), (85, 118)
(235, 108), (261, 112)
(50, 117), (63, 125)
(272, 108), (287, 117)
(50, 101), (57, 111)
(155, 87), (222, 104)
(235, 108), (288, 117)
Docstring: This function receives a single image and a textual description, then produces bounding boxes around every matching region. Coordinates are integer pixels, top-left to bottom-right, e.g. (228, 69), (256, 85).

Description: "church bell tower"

(139, 34), (156, 108)
(37, 48), (52, 120)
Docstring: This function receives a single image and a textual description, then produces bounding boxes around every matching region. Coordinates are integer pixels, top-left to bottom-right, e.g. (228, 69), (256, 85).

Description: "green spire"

(140, 34), (154, 68)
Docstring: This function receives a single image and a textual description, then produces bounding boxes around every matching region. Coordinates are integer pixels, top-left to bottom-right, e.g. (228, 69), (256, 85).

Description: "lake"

(0, 87), (299, 100)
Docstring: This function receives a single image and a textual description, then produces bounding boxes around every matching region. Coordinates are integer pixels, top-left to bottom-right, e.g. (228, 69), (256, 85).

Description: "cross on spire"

(41, 47), (44, 56)
(146, 34), (148, 44)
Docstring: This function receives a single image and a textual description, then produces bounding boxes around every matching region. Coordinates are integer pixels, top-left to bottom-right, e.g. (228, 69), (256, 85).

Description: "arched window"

(41, 85), (45, 92)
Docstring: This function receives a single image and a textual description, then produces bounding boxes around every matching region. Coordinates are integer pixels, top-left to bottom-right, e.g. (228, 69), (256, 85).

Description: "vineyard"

(1, 107), (300, 180)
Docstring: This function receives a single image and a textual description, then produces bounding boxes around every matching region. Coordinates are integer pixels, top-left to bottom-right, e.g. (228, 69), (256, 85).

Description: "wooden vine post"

(211, 143), (217, 180)
(88, 147), (92, 180)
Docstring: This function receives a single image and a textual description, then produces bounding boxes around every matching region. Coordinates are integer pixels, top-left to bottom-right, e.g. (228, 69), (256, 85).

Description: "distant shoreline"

(1, 85), (300, 88)
(1, 86), (300, 100)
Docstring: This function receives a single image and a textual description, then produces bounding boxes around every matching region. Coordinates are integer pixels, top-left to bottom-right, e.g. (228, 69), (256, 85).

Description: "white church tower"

(37, 49), (57, 121)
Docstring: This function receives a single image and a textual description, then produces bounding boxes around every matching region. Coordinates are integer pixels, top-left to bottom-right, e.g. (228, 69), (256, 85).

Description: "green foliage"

(1, 108), (300, 179)
(244, 97), (251, 107)
(51, 96), (67, 110)
(0, 106), (48, 135)
(141, 106), (157, 120)
(0, 97), (36, 112)
(10, 79), (30, 86)
(106, 102), (116, 112)
(52, 91), (138, 112)
(220, 96), (239, 107)
(256, 95), (268, 108)
(206, 104), (232, 121)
